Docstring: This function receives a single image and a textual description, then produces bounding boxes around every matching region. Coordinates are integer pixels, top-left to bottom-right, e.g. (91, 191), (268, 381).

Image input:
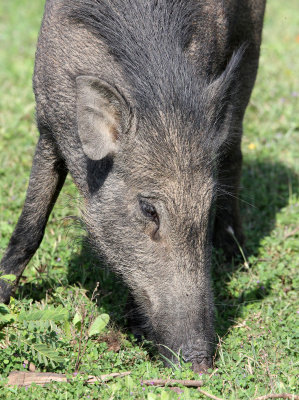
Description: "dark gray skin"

(0, 0), (266, 372)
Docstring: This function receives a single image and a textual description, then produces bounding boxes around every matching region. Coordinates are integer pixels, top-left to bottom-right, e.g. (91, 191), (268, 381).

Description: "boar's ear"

(76, 76), (131, 160)
(202, 47), (245, 147)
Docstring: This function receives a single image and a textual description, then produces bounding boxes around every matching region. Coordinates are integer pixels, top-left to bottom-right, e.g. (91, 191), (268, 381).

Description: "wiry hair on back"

(63, 0), (202, 113)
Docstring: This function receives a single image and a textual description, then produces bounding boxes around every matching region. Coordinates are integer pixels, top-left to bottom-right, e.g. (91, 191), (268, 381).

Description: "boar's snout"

(181, 346), (213, 373)
(160, 345), (213, 373)
(157, 333), (214, 373)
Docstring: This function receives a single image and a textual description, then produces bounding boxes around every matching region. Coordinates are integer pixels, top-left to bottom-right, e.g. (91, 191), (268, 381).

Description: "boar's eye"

(139, 198), (159, 225)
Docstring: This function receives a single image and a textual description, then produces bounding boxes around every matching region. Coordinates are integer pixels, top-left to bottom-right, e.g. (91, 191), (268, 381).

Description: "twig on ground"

(141, 378), (203, 387)
(283, 226), (299, 240)
(253, 394), (299, 400)
(7, 371), (131, 387)
(197, 389), (299, 400)
(197, 388), (223, 400)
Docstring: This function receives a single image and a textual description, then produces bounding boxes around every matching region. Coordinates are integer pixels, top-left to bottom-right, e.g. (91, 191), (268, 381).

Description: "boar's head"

(75, 49), (242, 372)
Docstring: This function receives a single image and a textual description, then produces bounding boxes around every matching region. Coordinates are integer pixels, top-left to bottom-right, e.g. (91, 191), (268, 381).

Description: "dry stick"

(197, 388), (223, 400)
(141, 379), (203, 387)
(7, 371), (131, 387)
(197, 389), (299, 400)
(253, 395), (299, 400)
(142, 379), (299, 400)
(283, 226), (299, 240)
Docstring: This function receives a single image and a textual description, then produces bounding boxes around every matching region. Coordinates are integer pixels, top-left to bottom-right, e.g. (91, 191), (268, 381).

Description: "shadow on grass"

(213, 158), (298, 337)
(16, 158), (298, 343)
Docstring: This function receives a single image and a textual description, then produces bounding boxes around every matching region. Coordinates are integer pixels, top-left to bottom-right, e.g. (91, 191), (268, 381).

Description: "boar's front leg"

(0, 132), (67, 302)
(213, 136), (245, 258)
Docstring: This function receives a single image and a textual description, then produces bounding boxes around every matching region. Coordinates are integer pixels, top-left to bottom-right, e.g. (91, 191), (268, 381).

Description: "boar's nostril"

(191, 357), (212, 374)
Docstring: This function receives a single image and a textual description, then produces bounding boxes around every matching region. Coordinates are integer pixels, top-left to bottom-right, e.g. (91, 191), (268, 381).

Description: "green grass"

(0, 0), (298, 399)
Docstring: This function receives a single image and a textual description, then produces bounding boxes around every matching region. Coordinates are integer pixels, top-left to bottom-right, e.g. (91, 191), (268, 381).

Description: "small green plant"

(70, 284), (110, 371)
(0, 284), (109, 373)
(158, 345), (187, 372)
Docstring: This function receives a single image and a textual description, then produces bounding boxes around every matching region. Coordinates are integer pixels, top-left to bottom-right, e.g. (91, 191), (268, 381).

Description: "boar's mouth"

(190, 357), (213, 373)
(178, 344), (214, 373)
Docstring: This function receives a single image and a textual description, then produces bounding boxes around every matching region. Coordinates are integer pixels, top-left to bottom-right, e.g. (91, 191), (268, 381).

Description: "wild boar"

(0, 0), (266, 371)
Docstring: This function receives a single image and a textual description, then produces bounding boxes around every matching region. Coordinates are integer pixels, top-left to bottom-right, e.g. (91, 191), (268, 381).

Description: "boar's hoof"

(191, 357), (212, 374)
(0, 280), (15, 304)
